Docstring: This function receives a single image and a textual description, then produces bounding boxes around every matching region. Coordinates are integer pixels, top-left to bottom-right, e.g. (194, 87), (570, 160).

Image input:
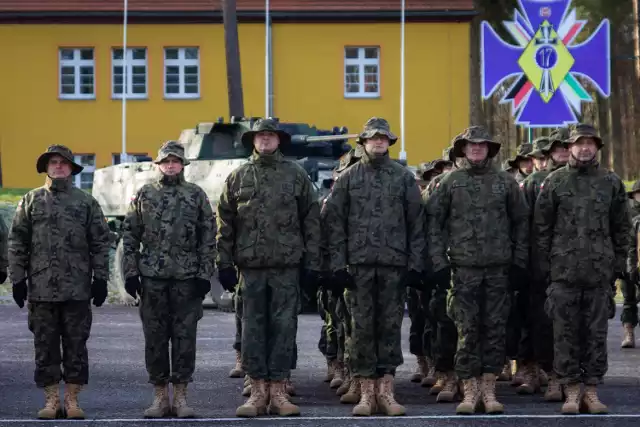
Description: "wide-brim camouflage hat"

(36, 144), (84, 175)
(563, 123), (603, 149)
(443, 146), (456, 162)
(356, 117), (398, 146)
(530, 137), (551, 158)
(452, 126), (501, 159)
(628, 180), (640, 198)
(507, 143), (534, 168)
(241, 118), (292, 149)
(154, 140), (191, 166)
(502, 159), (515, 172)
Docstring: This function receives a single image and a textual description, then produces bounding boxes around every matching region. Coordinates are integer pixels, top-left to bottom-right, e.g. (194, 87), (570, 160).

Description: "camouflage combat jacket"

(0, 219), (7, 276)
(216, 150), (321, 270)
(534, 161), (630, 288)
(122, 172), (216, 281)
(625, 201), (640, 276)
(426, 159), (529, 272)
(324, 152), (425, 272)
(8, 177), (111, 302)
(515, 171), (529, 184)
(521, 160), (566, 211)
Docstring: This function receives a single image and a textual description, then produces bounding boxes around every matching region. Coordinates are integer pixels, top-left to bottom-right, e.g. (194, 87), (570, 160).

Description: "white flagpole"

(121, 0), (128, 163)
(399, 0), (406, 160)
(265, 0), (270, 117)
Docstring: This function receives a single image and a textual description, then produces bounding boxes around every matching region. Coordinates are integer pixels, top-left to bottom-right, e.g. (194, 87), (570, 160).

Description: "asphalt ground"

(0, 304), (639, 427)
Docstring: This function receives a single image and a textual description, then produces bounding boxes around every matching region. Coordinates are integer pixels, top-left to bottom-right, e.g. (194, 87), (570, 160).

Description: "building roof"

(0, 0), (475, 13)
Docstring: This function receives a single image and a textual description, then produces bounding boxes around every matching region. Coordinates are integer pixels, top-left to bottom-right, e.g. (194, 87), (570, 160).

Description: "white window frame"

(112, 48), (148, 99)
(73, 154), (96, 190)
(344, 46), (380, 98)
(164, 47), (200, 99)
(58, 48), (96, 100)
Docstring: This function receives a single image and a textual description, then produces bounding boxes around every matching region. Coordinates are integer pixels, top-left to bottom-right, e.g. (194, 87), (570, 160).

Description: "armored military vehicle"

(92, 116), (356, 310)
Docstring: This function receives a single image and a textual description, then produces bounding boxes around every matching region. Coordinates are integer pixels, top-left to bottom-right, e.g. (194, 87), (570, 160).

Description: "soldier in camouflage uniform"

(508, 143), (534, 184)
(621, 180), (640, 348)
(324, 117), (425, 417)
(426, 126), (529, 414)
(122, 141), (216, 419)
(9, 145), (111, 420)
(216, 119), (322, 418)
(534, 124), (630, 414)
(517, 128), (569, 398)
(530, 137), (551, 172)
(502, 159), (517, 177)
(0, 217), (7, 286)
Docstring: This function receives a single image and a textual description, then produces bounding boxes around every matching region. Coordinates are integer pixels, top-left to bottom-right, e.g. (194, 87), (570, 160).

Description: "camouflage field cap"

(241, 118), (291, 149)
(36, 144), (84, 175)
(529, 137), (551, 158)
(564, 123), (603, 149)
(628, 180), (640, 198)
(154, 140), (190, 166)
(507, 143), (534, 168)
(502, 159), (515, 172)
(356, 117), (398, 146)
(452, 126), (501, 159)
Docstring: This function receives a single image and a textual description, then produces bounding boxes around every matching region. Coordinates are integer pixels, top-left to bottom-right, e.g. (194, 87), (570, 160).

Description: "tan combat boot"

(229, 350), (245, 378)
(37, 384), (61, 420)
(420, 361), (437, 387)
(511, 360), (524, 386)
(581, 385), (608, 414)
(480, 373), (504, 414)
(621, 323), (636, 348)
(324, 359), (335, 382)
(236, 378), (269, 418)
(561, 383), (581, 414)
(516, 363), (540, 395)
(376, 374), (405, 416)
(64, 384), (85, 419)
(172, 384), (195, 418)
(544, 372), (563, 402)
(284, 376), (295, 396)
(268, 380), (300, 416)
(330, 361), (345, 389)
(456, 377), (481, 414)
(352, 378), (377, 416)
(143, 385), (171, 418)
(410, 356), (427, 383)
(429, 372), (447, 395)
(340, 377), (361, 403)
(337, 366), (351, 396)
(538, 368), (549, 386)
(436, 372), (459, 403)
(498, 362), (512, 381)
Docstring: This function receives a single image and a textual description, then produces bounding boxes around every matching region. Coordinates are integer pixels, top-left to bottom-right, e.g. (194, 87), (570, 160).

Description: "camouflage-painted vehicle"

(92, 116), (355, 310)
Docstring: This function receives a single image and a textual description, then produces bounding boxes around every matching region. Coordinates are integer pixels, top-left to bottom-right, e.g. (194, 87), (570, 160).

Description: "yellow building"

(0, 0), (474, 189)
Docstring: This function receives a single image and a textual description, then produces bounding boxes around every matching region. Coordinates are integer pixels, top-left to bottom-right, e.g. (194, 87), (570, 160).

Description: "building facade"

(0, 0), (474, 189)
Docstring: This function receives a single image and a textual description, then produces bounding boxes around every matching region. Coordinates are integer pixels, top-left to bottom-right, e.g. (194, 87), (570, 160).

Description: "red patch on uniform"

(540, 182), (545, 191)
(519, 182), (525, 189)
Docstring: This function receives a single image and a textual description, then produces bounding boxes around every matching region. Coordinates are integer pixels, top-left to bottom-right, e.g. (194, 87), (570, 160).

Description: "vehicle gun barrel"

(290, 133), (359, 144)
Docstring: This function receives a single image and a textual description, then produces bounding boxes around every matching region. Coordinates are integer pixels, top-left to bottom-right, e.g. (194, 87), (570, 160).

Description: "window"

(112, 48), (148, 98)
(73, 154), (96, 190)
(164, 47), (200, 98)
(112, 153), (149, 164)
(344, 47), (380, 98)
(59, 48), (95, 99)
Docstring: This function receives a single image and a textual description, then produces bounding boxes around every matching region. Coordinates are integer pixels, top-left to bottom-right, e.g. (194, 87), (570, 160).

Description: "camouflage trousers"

(531, 283), (554, 373)
(448, 266), (511, 380)
(429, 288), (457, 372)
(139, 278), (203, 385)
(345, 266), (405, 378)
(546, 283), (609, 385)
(318, 288), (340, 361)
(28, 300), (92, 388)
(620, 277), (639, 326)
(240, 268), (299, 381)
(336, 291), (351, 366)
(407, 288), (428, 357)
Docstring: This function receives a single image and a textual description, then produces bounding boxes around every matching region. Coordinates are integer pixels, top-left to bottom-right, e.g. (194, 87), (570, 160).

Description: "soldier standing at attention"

(517, 128), (569, 398)
(534, 124), (630, 414)
(324, 117), (425, 417)
(122, 141), (216, 419)
(9, 145), (111, 420)
(508, 143), (534, 184)
(426, 127), (529, 415)
(216, 119), (322, 418)
(621, 180), (640, 349)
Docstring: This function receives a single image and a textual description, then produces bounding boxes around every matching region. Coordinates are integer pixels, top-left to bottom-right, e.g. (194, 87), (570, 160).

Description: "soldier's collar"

(568, 156), (599, 173)
(461, 157), (491, 174)
(158, 171), (184, 186)
(360, 151), (390, 168)
(251, 149), (283, 165)
(45, 176), (73, 192)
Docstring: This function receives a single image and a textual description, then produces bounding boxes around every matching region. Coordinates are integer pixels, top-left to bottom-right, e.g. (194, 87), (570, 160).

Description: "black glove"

(194, 278), (211, 299)
(405, 269), (424, 291)
(509, 265), (528, 292)
(12, 280), (27, 309)
(0, 271), (7, 284)
(431, 267), (451, 291)
(218, 267), (238, 293)
(92, 278), (108, 307)
(125, 276), (141, 299)
(333, 269), (355, 291)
